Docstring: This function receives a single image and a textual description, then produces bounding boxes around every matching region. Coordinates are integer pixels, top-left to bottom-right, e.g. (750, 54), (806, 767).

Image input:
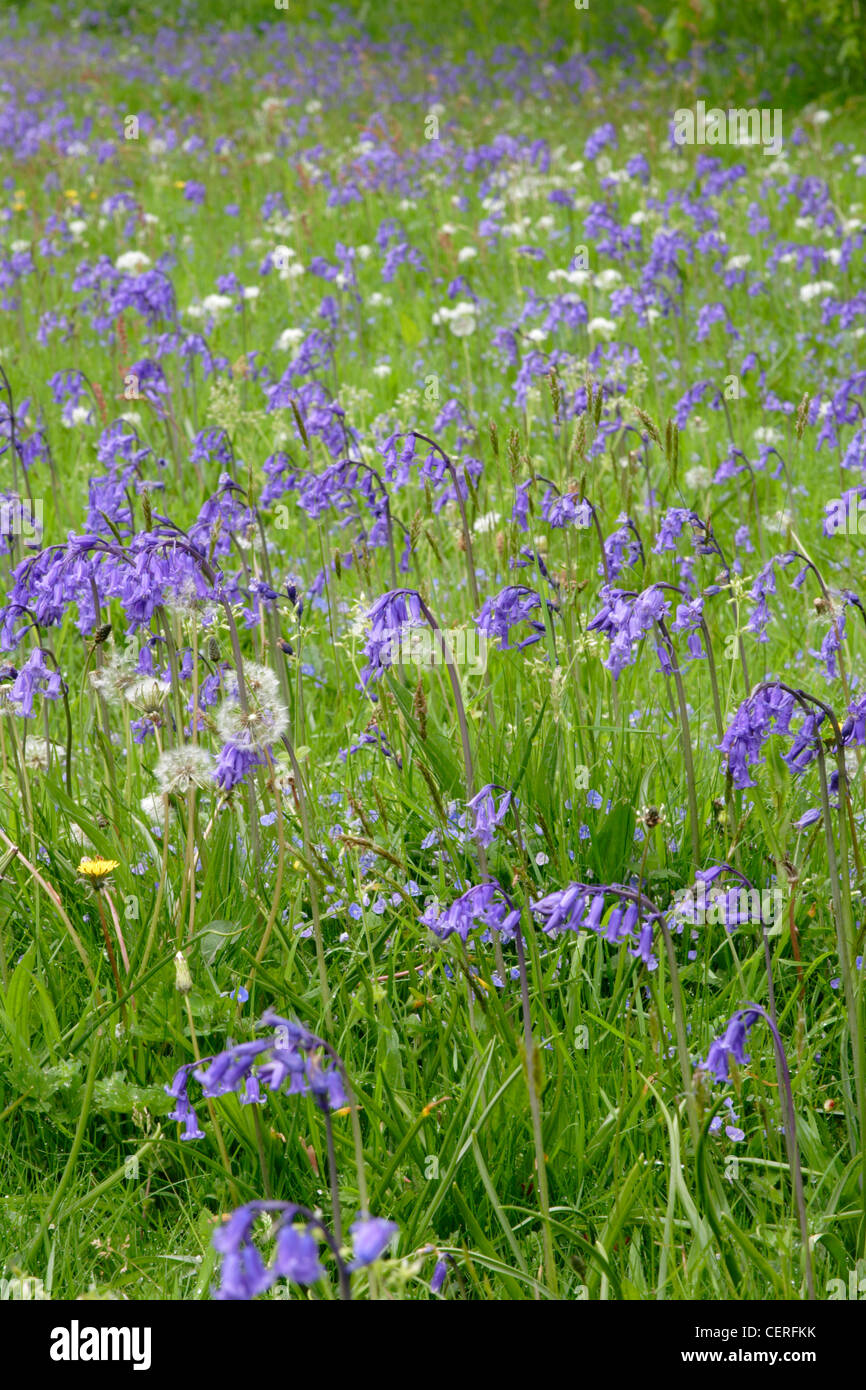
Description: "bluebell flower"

(530, 883), (658, 967)
(347, 1215), (398, 1270)
(699, 1008), (762, 1083)
(361, 588), (425, 686)
(214, 738), (266, 790)
(430, 1254), (451, 1294)
(211, 1200), (397, 1299)
(422, 882), (521, 943)
(466, 784), (513, 847)
(8, 649), (63, 717)
(719, 684), (796, 788)
(273, 1223), (325, 1284)
(476, 585), (554, 651)
(587, 585), (671, 679)
(164, 1010), (348, 1139)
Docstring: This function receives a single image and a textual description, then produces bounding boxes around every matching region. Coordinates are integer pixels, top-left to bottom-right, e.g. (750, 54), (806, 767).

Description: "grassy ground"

(1, 1), (866, 1301)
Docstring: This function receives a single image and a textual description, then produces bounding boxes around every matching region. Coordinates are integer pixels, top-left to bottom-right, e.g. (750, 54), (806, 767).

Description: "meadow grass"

(1, 0), (865, 1302)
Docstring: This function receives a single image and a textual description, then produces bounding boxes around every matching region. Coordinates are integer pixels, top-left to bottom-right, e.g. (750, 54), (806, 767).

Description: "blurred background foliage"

(8, 1), (866, 110)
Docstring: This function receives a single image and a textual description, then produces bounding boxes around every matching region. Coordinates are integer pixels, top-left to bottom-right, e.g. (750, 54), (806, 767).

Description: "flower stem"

(514, 919), (558, 1296)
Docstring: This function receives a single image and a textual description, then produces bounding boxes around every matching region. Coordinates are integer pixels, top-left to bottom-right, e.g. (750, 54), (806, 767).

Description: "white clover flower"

(725, 253), (751, 271)
(372, 363), (391, 378)
(587, 316), (616, 340)
(457, 246), (477, 263)
(155, 745), (214, 796)
(799, 280), (836, 303)
(684, 466), (712, 489)
(115, 250), (151, 274)
(276, 327), (304, 352)
(242, 286), (260, 301)
(593, 268), (622, 290)
(201, 293), (233, 316)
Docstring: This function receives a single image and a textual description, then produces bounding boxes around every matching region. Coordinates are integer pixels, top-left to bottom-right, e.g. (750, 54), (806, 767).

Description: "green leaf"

(197, 920), (244, 965)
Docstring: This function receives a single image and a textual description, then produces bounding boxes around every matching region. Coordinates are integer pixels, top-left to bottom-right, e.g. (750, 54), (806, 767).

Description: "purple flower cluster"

(587, 585), (671, 679)
(6, 648), (63, 717)
(465, 784), (513, 847)
(213, 1200), (396, 1300)
(530, 883), (658, 967)
(718, 684), (819, 788)
(475, 585), (554, 651)
(698, 1008), (762, 1084)
(360, 588), (425, 687)
(165, 1011), (347, 1139)
(421, 882), (521, 943)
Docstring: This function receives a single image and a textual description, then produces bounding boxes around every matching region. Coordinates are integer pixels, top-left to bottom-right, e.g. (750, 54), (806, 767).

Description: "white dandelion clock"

(155, 745), (215, 796)
(216, 662), (288, 750)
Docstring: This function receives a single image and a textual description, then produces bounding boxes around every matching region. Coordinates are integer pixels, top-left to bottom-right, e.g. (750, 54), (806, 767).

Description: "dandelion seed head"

(124, 676), (172, 712)
(155, 744), (214, 795)
(88, 648), (139, 703)
(216, 663), (288, 749)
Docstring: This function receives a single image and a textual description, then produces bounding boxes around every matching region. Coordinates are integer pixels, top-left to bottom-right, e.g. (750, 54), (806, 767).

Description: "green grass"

(1, 0), (865, 1302)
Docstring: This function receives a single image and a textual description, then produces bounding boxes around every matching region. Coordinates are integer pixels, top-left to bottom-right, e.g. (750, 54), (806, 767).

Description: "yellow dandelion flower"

(174, 180), (186, 189)
(64, 189), (79, 200)
(77, 856), (119, 887)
